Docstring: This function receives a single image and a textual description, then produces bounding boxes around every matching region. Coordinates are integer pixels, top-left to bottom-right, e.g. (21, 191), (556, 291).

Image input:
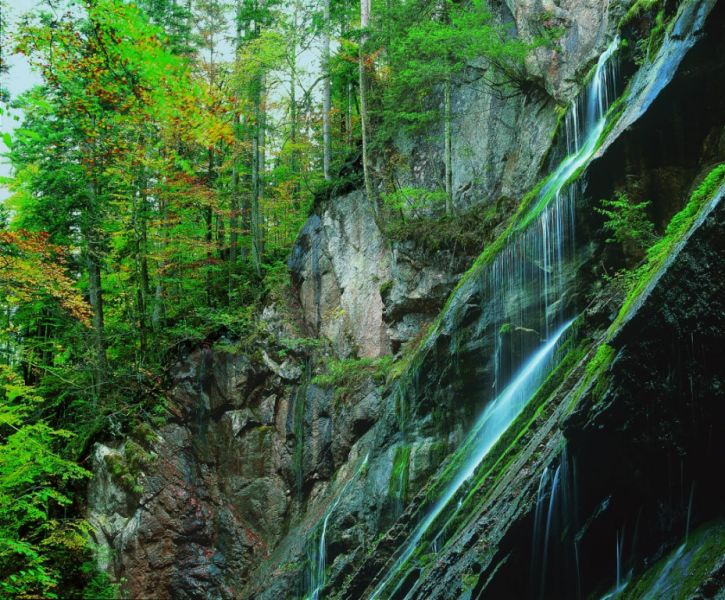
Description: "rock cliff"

(88, 1), (725, 598)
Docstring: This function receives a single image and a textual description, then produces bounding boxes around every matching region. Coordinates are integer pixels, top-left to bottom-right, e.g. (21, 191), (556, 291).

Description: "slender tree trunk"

(347, 82), (353, 148)
(341, 1), (353, 149)
(137, 188), (150, 355)
(359, 0), (375, 214)
(229, 114), (241, 292)
(289, 24), (301, 208)
(86, 176), (107, 390)
(251, 83), (263, 277)
(444, 77), (453, 216)
(259, 74), (266, 259)
(86, 236), (107, 390)
(206, 147), (214, 305)
(152, 195), (166, 331)
(322, 0), (332, 181)
(436, 0), (453, 215)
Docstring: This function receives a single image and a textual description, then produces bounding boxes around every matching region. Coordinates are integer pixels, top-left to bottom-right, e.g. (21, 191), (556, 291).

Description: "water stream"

(370, 320), (573, 599)
(368, 37), (621, 600)
(305, 453), (369, 600)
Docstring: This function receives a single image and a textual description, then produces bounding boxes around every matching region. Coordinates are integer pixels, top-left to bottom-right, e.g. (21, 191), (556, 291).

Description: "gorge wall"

(88, 1), (725, 598)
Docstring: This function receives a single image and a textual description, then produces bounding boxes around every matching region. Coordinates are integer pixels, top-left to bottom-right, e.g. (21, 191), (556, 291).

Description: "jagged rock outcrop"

(288, 190), (392, 358)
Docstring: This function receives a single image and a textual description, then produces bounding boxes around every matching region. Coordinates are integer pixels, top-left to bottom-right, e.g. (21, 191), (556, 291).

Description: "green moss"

(462, 572), (479, 591)
(104, 440), (151, 496)
(515, 76), (636, 234)
(423, 339), (582, 516)
(313, 355), (393, 403)
(131, 421), (158, 446)
(566, 342), (615, 413)
(620, 0), (664, 29)
(385, 200), (503, 256)
(387, 445), (412, 502)
(276, 560), (304, 575)
(379, 280), (393, 297)
(609, 164), (725, 335)
(449, 344), (584, 522)
(371, 341), (587, 599)
(624, 520), (725, 599)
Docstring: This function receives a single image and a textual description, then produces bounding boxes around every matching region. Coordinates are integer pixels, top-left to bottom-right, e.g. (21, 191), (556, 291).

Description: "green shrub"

(596, 191), (655, 263)
(313, 356), (394, 403)
(609, 164), (725, 332)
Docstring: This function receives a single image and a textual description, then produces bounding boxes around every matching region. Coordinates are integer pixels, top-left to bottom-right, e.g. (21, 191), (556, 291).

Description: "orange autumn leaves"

(0, 230), (91, 326)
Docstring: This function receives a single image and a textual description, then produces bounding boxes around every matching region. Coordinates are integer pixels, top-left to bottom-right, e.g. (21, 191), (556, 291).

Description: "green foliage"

(620, 0), (664, 28)
(625, 521), (725, 599)
(381, 186), (447, 215)
(609, 164), (725, 333)
(596, 191), (655, 262)
(0, 365), (92, 599)
(376, 0), (532, 143)
(387, 445), (411, 502)
(313, 355), (393, 403)
(81, 568), (120, 600)
(385, 198), (507, 256)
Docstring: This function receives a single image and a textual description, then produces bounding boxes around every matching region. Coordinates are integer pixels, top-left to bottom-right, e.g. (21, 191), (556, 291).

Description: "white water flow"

(369, 38), (620, 599)
(491, 37), (618, 394)
(369, 320), (573, 600)
(307, 453), (369, 600)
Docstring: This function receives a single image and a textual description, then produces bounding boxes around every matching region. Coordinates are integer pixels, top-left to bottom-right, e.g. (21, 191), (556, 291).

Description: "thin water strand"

(306, 453), (369, 600)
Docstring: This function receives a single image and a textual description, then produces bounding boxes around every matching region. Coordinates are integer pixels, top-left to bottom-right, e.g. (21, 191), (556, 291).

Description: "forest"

(1, 0), (724, 598)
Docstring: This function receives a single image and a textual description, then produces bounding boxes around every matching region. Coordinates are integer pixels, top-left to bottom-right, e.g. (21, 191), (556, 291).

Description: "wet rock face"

(88, 347), (297, 599)
(88, 326), (389, 598)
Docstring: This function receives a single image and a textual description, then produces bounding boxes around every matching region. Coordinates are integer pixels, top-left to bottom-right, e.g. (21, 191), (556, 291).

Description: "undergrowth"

(313, 355), (394, 404)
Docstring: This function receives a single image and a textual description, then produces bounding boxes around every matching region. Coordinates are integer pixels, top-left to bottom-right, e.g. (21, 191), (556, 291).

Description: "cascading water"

(305, 453), (369, 600)
(530, 450), (581, 600)
(600, 529), (632, 600)
(491, 37), (618, 394)
(370, 320), (573, 600)
(368, 38), (620, 599)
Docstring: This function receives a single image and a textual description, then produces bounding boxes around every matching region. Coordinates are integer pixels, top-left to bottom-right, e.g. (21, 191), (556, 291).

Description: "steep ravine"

(88, 1), (725, 599)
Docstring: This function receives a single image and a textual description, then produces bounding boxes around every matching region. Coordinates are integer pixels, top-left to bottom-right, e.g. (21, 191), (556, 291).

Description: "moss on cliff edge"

(608, 163), (725, 335)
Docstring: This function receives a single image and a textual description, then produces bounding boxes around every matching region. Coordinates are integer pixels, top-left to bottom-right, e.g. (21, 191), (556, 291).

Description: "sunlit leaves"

(0, 230), (91, 325)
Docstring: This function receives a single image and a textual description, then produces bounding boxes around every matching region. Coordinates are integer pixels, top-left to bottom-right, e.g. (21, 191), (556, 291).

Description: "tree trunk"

(259, 75), (267, 259)
(322, 0), (332, 181)
(137, 187), (150, 354)
(85, 176), (108, 396)
(359, 0), (375, 215)
(251, 81), (263, 277)
(206, 146), (214, 305)
(87, 238), (107, 391)
(444, 77), (453, 216)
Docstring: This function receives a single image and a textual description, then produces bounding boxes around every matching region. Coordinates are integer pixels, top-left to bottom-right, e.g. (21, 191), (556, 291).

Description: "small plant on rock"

(597, 191), (656, 264)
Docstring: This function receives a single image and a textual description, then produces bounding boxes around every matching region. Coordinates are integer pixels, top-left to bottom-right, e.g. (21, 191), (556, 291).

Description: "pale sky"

(1, 0), (43, 201)
(0, 0), (324, 203)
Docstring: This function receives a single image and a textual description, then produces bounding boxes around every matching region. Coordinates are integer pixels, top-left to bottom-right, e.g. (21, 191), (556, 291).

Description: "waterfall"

(492, 37), (618, 394)
(368, 38), (620, 600)
(369, 320), (573, 599)
(530, 450), (581, 600)
(305, 453), (369, 600)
